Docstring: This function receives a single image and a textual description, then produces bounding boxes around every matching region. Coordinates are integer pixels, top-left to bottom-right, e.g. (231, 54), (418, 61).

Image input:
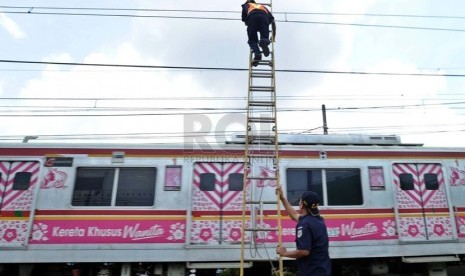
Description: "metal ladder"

(240, 1), (283, 275)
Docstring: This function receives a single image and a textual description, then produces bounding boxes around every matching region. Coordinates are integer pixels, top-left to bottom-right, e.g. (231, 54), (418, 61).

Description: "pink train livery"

(1, 134), (465, 275)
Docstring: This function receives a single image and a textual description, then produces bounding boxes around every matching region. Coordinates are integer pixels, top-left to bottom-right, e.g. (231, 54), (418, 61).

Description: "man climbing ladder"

(242, 0), (277, 66)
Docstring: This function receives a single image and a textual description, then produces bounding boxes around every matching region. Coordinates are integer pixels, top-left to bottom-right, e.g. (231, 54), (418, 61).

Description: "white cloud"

(0, 14), (25, 39)
(5, 42), (217, 143)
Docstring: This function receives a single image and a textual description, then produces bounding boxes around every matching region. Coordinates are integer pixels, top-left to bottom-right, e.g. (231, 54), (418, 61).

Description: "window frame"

(228, 172), (244, 192)
(285, 167), (364, 207)
(12, 171), (32, 191)
(424, 173), (439, 190)
(199, 173), (216, 191)
(399, 173), (415, 191)
(71, 166), (157, 207)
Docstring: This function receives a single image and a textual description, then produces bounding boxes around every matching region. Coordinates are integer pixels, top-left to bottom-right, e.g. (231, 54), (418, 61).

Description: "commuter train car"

(1, 134), (465, 276)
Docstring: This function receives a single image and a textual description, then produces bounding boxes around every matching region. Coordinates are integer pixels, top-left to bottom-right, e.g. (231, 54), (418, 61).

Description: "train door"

(0, 161), (40, 248)
(190, 162), (250, 245)
(392, 163), (456, 242)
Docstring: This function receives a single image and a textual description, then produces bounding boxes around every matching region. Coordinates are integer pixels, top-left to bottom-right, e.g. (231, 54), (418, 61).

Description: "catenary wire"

(1, 59), (465, 77)
(2, 95), (465, 101)
(0, 100), (464, 117)
(2, 6), (465, 20)
(1, 9), (465, 33)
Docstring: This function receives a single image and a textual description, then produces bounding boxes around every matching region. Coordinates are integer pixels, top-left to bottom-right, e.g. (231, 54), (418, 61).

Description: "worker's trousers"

(247, 12), (270, 55)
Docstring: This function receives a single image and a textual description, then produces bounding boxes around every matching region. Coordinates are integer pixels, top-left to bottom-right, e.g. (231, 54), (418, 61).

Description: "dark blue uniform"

(296, 215), (331, 276)
(241, 3), (274, 55)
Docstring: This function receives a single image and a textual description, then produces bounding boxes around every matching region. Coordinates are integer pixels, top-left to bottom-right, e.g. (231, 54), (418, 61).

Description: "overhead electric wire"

(1, 59), (465, 78)
(327, 101), (465, 110)
(1, 104), (463, 112)
(1, 122), (464, 139)
(2, 6), (465, 20)
(0, 101), (464, 117)
(0, 96), (247, 101)
(0, 6), (238, 14)
(2, 95), (465, 101)
(0, 100), (464, 110)
(285, 20), (465, 32)
(2, 5), (465, 20)
(1, 7), (465, 33)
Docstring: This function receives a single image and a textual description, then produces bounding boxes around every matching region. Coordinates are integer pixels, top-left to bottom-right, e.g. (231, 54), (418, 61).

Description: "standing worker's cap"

(301, 191), (321, 209)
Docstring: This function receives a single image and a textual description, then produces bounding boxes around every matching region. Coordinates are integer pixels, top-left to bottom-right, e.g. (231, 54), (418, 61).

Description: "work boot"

(259, 41), (270, 57)
(252, 53), (262, 67)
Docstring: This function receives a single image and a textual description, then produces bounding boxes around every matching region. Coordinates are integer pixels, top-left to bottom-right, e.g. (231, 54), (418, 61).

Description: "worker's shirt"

(241, 3), (274, 25)
(295, 215), (332, 276)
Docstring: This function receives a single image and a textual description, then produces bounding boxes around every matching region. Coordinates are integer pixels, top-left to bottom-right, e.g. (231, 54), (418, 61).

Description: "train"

(1, 134), (465, 276)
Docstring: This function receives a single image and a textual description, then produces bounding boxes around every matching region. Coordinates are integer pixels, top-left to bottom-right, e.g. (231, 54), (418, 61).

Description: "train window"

(200, 173), (216, 191)
(116, 168), (156, 206)
(326, 169), (363, 206)
(72, 167), (157, 207)
(12, 172), (32, 190)
(229, 173), (244, 191)
(399, 173), (414, 190)
(72, 168), (114, 206)
(287, 168), (363, 206)
(286, 169), (323, 206)
(424, 173), (439, 190)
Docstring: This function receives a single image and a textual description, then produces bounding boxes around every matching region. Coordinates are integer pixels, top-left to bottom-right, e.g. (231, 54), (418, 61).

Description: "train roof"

(0, 134), (463, 151)
(226, 134), (423, 146)
(1, 134), (416, 146)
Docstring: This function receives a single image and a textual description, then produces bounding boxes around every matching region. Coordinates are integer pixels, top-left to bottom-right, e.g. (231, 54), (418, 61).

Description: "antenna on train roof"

(22, 136), (38, 143)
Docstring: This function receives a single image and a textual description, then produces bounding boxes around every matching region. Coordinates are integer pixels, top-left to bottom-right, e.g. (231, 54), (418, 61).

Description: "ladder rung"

(251, 69), (272, 73)
(248, 142), (274, 146)
(250, 86), (275, 92)
(245, 228), (279, 232)
(248, 117), (275, 123)
(248, 139), (275, 145)
(248, 141), (275, 145)
(253, 60), (273, 67)
(246, 200), (278, 204)
(251, 72), (273, 78)
(249, 101), (275, 107)
(248, 134), (276, 139)
(247, 176), (277, 181)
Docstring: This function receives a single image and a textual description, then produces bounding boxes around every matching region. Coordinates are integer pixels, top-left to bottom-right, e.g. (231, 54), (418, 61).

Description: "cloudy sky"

(0, 0), (464, 147)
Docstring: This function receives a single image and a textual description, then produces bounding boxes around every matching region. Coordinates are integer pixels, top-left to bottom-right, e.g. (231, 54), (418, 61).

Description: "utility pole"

(322, 104), (328, 135)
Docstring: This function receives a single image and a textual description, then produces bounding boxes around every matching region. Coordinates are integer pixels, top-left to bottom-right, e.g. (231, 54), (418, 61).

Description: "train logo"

(41, 168), (68, 189)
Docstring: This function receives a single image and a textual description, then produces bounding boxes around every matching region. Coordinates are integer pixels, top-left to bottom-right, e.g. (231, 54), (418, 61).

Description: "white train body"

(1, 135), (465, 274)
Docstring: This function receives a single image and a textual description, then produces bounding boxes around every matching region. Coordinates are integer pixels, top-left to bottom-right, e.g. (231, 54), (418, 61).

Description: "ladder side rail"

(240, 50), (255, 276)
(241, 0), (283, 275)
(270, 29), (284, 276)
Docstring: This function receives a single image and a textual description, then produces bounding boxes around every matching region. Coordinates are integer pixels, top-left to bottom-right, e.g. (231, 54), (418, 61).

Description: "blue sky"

(0, 0), (464, 146)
